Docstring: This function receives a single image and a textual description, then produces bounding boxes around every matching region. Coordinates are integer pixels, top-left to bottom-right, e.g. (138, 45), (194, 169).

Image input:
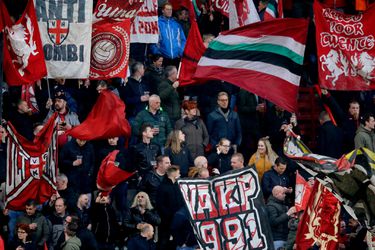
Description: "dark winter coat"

(123, 207), (161, 236)
(91, 203), (119, 244)
(122, 77), (150, 118)
(262, 168), (290, 199)
(317, 120), (344, 158)
(158, 79), (180, 123)
(206, 108), (242, 146)
(16, 211), (50, 248)
(175, 117), (209, 158)
(164, 145), (193, 177)
(266, 196), (290, 241)
(130, 142), (161, 177)
(139, 171), (165, 206)
(127, 234), (156, 250)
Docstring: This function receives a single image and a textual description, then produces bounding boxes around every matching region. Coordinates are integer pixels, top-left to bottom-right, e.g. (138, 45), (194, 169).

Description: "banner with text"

(93, 0), (144, 22)
(178, 167), (274, 250)
(130, 0), (158, 43)
(210, 0), (229, 17)
(34, 0), (93, 78)
(315, 1), (375, 90)
(5, 114), (58, 210)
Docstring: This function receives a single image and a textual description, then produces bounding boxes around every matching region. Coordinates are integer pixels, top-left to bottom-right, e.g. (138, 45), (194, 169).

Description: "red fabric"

(21, 83), (39, 113)
(294, 171), (313, 212)
(0, 235), (4, 250)
(314, 1), (375, 90)
(210, 0), (229, 17)
(0, 0), (47, 85)
(295, 181), (341, 250)
(6, 113), (58, 210)
(179, 21), (206, 86)
(89, 19), (131, 80)
(67, 90), (131, 140)
(97, 150), (135, 191)
(94, 0), (144, 20)
(356, 0), (368, 11)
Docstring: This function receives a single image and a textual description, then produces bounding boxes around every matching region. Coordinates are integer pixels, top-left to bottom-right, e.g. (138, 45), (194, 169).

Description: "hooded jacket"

(354, 124), (375, 151)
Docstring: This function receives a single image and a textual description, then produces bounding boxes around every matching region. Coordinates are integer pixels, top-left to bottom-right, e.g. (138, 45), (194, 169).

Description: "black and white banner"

(34, 0), (93, 78)
(178, 167), (274, 250)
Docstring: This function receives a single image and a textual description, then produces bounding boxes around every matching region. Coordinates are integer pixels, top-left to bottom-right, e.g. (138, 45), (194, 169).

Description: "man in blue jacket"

(150, 2), (186, 67)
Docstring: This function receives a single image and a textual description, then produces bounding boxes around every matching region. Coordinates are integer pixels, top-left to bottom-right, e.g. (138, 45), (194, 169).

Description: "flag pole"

(177, 61), (182, 80)
(0, 33), (3, 123)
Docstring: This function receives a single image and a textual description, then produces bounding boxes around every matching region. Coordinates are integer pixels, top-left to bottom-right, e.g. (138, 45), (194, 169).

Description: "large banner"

(130, 0), (158, 43)
(314, 1), (375, 90)
(5, 114), (58, 210)
(1, 0), (47, 85)
(93, 0), (144, 22)
(89, 19), (131, 80)
(178, 167), (274, 250)
(34, 0), (93, 78)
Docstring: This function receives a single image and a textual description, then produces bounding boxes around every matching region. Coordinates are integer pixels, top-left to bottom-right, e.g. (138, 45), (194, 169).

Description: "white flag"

(229, 0), (260, 29)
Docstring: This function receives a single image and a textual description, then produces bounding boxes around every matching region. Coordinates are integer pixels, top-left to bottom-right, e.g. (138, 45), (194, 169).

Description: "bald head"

(194, 156), (208, 168)
(272, 186), (286, 201)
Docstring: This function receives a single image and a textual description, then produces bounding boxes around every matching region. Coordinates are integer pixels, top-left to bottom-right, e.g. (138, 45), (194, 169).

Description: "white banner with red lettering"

(89, 19), (131, 80)
(314, 1), (375, 90)
(93, 0), (144, 22)
(130, 0), (159, 43)
(34, 0), (93, 78)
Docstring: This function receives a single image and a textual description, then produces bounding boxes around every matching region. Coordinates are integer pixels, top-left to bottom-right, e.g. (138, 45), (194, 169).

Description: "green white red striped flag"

(194, 18), (308, 112)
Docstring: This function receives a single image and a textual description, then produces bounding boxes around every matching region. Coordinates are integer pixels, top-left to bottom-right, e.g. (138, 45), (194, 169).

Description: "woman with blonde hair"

(248, 137), (278, 180)
(164, 130), (193, 177)
(123, 192), (161, 237)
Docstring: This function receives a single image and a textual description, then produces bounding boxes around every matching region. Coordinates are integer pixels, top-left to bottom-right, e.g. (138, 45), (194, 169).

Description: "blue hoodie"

(150, 16), (186, 59)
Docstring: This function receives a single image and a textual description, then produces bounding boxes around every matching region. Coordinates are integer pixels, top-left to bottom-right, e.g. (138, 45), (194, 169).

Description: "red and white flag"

(89, 19), (131, 80)
(130, 0), (159, 43)
(294, 171), (313, 212)
(264, 0), (284, 20)
(21, 83), (39, 113)
(229, 0), (260, 29)
(0, 0), (47, 85)
(66, 90), (131, 140)
(210, 0), (229, 17)
(93, 0), (144, 22)
(295, 181), (341, 250)
(5, 113), (58, 210)
(315, 1), (375, 90)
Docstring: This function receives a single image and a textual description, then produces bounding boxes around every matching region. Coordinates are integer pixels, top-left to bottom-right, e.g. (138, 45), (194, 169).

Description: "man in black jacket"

(156, 165), (184, 250)
(317, 111), (343, 158)
(266, 186), (296, 250)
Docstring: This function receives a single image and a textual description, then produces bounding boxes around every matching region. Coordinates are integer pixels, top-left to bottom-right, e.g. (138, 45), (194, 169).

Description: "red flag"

(93, 0), (144, 21)
(314, 1), (375, 90)
(89, 19), (131, 80)
(179, 21), (206, 86)
(264, 0), (284, 20)
(295, 181), (341, 250)
(210, 0), (229, 17)
(97, 150), (135, 191)
(294, 171), (313, 212)
(0, 0), (47, 85)
(67, 90), (131, 140)
(5, 113), (58, 210)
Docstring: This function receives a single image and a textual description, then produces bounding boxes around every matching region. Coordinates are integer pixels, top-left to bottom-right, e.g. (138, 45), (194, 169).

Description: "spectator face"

(17, 101), (29, 114)
(136, 193), (147, 207)
(149, 97), (161, 111)
(56, 178), (67, 190)
(186, 108), (197, 118)
(143, 127), (154, 139)
(76, 139), (87, 147)
(54, 98), (66, 111)
(108, 137), (119, 146)
(158, 157), (171, 171)
(217, 95), (229, 109)
(96, 83), (107, 93)
(219, 140), (231, 154)
(348, 103), (360, 118)
(198, 168), (210, 178)
(55, 199), (66, 215)
(274, 163), (287, 175)
(153, 57), (163, 68)
(231, 156), (243, 170)
(17, 228), (28, 241)
(178, 131), (185, 142)
(168, 67), (178, 82)
(78, 195), (89, 208)
(257, 140), (266, 154)
(365, 116), (375, 130)
(162, 4), (173, 18)
(195, 157), (208, 168)
(274, 188), (286, 201)
(145, 226), (154, 240)
(25, 205), (37, 216)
